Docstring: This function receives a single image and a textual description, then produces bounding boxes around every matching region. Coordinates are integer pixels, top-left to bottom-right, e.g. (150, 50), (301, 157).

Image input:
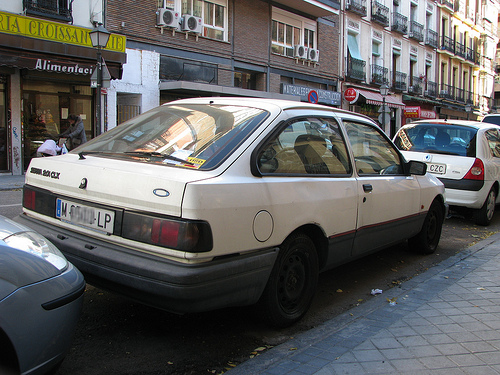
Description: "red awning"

(357, 89), (405, 109)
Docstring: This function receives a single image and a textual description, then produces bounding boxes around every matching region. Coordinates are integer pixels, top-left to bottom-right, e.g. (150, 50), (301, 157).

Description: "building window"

(181, 0), (227, 41)
(271, 7), (317, 57)
(234, 71), (257, 90)
(24, 0), (71, 22)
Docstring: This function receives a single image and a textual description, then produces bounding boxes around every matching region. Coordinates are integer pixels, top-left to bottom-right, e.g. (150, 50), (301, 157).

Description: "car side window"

(485, 129), (500, 158)
(257, 117), (351, 175)
(344, 121), (403, 175)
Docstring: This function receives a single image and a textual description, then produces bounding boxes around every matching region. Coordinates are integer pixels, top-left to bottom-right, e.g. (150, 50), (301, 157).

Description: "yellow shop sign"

(0, 11), (125, 53)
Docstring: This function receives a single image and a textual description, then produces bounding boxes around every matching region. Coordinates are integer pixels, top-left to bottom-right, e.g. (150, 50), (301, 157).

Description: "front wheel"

(474, 188), (496, 226)
(258, 233), (319, 328)
(408, 200), (444, 254)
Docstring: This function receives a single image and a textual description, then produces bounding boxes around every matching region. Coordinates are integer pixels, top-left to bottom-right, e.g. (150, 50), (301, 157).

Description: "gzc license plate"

(56, 198), (115, 233)
(427, 163), (446, 174)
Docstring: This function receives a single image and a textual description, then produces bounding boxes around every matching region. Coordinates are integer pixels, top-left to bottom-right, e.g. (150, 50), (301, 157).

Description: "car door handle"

(363, 184), (373, 193)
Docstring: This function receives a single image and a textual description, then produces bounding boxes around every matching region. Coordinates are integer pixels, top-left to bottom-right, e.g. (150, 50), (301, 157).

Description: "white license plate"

(56, 199), (115, 233)
(427, 163), (446, 174)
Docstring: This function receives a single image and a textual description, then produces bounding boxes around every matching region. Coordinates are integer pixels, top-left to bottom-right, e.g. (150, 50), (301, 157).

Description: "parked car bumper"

(0, 263), (84, 375)
(440, 179), (491, 209)
(14, 214), (278, 314)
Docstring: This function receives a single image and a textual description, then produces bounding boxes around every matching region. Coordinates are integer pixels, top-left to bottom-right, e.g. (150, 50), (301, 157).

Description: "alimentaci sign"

(281, 84), (341, 106)
(35, 59), (94, 75)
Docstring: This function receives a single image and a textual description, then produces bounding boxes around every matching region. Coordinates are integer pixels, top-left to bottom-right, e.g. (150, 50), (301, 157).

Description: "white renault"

(394, 120), (500, 226)
(16, 97), (445, 327)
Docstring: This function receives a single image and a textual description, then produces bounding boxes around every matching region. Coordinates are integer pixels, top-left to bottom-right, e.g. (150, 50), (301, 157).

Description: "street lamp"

(89, 24), (110, 137)
(380, 83), (389, 132)
(465, 104), (472, 120)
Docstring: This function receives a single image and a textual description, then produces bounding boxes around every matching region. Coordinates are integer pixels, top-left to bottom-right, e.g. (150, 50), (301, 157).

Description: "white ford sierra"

(15, 97), (445, 327)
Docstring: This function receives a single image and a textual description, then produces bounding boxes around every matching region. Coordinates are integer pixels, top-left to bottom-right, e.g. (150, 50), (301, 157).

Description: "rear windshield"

(73, 104), (269, 170)
(394, 123), (477, 157)
(482, 116), (500, 125)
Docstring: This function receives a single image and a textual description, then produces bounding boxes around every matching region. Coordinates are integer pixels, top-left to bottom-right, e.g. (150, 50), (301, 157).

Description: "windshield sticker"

(185, 157), (206, 169)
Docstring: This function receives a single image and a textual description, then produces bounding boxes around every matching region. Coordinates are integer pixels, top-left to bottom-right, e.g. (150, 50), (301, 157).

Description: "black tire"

(474, 188), (496, 226)
(408, 200), (444, 254)
(258, 233), (319, 328)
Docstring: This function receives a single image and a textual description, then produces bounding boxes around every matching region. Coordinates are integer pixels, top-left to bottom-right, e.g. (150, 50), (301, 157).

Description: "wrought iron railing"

(371, 64), (388, 85)
(347, 56), (366, 81)
(392, 12), (407, 34)
(455, 42), (466, 59)
(346, 0), (367, 17)
(425, 29), (438, 49)
(392, 71), (407, 92)
(439, 83), (454, 100)
(440, 35), (454, 54)
(24, 0), (72, 21)
(409, 21), (424, 42)
(408, 77), (423, 96)
(425, 81), (438, 98)
(371, 1), (389, 27)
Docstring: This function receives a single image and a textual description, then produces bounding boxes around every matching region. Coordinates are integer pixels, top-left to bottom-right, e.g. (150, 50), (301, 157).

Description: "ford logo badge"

(153, 188), (170, 197)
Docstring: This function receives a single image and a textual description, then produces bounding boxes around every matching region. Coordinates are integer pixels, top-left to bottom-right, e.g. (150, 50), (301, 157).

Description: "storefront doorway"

(22, 77), (93, 169)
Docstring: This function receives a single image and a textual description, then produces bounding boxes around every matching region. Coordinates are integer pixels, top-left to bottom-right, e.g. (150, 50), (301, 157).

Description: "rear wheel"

(258, 233), (319, 328)
(474, 188), (496, 226)
(408, 200), (444, 254)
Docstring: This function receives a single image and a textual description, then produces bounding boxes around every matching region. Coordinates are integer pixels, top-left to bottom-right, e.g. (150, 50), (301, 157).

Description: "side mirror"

(408, 160), (427, 176)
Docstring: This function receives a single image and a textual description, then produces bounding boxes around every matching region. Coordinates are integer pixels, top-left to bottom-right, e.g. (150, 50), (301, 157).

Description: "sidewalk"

(0, 174), (25, 191)
(229, 232), (500, 375)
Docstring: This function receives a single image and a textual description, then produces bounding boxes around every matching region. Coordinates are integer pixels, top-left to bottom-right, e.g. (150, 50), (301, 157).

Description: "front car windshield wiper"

(123, 151), (196, 165)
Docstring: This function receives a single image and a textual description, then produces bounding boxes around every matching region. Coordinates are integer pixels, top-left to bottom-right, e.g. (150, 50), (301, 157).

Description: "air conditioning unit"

(294, 45), (308, 59)
(308, 48), (320, 62)
(157, 8), (180, 28)
(182, 14), (203, 33)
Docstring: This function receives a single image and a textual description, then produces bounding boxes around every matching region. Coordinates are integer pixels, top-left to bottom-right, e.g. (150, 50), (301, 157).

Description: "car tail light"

(24, 188), (36, 210)
(463, 158), (484, 181)
(122, 211), (212, 253)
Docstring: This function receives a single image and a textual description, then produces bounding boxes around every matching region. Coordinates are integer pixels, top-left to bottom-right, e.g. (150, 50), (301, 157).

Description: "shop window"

(271, 7), (317, 58)
(117, 94), (142, 125)
(234, 71), (257, 90)
(160, 56), (218, 84)
(24, 0), (72, 22)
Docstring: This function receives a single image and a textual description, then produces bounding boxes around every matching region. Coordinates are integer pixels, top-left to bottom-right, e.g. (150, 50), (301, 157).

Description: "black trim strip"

(438, 177), (484, 191)
(42, 283), (85, 311)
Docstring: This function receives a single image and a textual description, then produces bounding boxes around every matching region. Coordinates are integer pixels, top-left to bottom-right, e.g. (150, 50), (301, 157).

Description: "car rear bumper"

(441, 181), (491, 209)
(14, 214), (278, 314)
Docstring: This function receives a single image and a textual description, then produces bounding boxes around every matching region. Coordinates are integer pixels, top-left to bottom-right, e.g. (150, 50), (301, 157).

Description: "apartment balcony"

(346, 0), (367, 17)
(439, 84), (454, 100)
(347, 56), (366, 82)
(438, 0), (454, 11)
(455, 42), (466, 59)
(455, 88), (466, 103)
(425, 29), (438, 49)
(392, 71), (407, 92)
(23, 0), (72, 21)
(392, 12), (408, 34)
(466, 90), (473, 105)
(408, 77), (423, 96)
(425, 81), (438, 98)
(465, 47), (479, 64)
(409, 21), (424, 42)
(371, 1), (389, 27)
(371, 64), (388, 85)
(440, 35), (454, 54)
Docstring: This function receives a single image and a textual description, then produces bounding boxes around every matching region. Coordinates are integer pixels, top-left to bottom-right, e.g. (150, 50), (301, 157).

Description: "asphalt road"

(1, 189), (498, 375)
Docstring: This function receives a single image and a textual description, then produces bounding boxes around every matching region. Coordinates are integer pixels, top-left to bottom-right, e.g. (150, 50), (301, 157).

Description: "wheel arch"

(0, 327), (19, 374)
(284, 224), (329, 270)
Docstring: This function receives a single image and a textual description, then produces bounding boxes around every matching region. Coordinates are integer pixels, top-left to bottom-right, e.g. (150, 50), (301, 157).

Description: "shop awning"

(357, 89), (405, 109)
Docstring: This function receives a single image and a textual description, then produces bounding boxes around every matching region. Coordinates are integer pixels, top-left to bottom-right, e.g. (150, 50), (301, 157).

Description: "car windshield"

(73, 104), (269, 170)
(394, 123), (477, 157)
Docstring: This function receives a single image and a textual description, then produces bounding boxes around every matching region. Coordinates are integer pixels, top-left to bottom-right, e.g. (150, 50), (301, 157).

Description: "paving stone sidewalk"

(229, 232), (500, 375)
(0, 174), (25, 191)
